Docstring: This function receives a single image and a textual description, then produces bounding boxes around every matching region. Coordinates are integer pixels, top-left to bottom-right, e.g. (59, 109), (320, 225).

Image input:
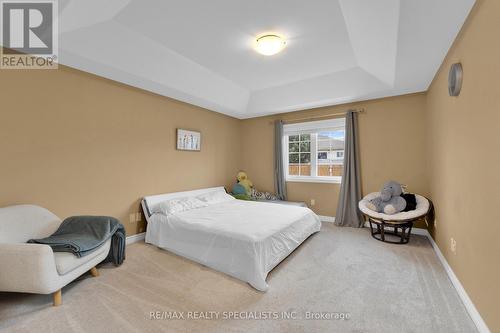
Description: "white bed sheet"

(145, 199), (321, 291)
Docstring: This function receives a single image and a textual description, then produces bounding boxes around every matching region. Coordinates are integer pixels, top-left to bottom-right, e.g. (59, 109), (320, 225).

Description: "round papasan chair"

(358, 192), (432, 244)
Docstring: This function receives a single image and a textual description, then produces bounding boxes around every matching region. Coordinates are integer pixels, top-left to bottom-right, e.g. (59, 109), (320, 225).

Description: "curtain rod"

(282, 108), (365, 124)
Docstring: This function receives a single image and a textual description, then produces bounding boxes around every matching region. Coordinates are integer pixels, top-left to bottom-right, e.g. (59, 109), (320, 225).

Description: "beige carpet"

(0, 223), (477, 333)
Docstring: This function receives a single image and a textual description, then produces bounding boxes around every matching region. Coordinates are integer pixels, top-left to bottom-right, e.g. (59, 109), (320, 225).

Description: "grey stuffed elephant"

(380, 180), (403, 201)
(366, 181), (406, 215)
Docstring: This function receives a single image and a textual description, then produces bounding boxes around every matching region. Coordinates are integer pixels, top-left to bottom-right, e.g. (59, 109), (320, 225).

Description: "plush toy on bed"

(366, 180), (407, 215)
(250, 188), (279, 201)
(232, 171), (254, 200)
(236, 171), (253, 195)
(231, 171), (280, 201)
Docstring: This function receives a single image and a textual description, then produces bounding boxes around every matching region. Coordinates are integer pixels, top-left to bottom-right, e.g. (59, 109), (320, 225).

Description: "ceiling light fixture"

(255, 34), (286, 56)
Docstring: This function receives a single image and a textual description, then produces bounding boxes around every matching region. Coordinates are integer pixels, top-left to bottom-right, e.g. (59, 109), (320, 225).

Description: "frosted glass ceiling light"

(255, 34), (286, 56)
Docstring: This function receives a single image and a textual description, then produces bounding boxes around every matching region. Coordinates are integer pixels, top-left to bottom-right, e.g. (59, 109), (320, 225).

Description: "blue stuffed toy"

(366, 180), (407, 215)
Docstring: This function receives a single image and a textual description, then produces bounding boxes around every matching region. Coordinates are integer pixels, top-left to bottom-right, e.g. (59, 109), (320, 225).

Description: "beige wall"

(0, 65), (429, 231)
(1, 2), (499, 328)
(0, 65), (241, 236)
(425, 0), (500, 330)
(241, 93), (428, 218)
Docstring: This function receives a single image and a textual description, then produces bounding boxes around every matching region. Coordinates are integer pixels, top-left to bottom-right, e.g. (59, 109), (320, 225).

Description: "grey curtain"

(274, 120), (287, 200)
(335, 111), (363, 227)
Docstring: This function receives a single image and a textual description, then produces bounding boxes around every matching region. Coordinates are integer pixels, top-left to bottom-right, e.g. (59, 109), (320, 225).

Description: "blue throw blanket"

(28, 216), (126, 265)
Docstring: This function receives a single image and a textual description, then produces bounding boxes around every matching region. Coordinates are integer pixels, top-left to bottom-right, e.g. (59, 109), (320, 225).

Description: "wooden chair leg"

(53, 289), (62, 306)
(90, 266), (99, 277)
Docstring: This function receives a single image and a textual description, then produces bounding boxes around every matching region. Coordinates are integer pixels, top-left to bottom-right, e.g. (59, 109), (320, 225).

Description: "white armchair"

(0, 205), (111, 306)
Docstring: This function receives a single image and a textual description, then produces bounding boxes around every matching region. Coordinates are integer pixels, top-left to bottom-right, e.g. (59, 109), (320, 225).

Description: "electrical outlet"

(451, 237), (457, 254)
(130, 212), (142, 223)
(310, 199), (316, 206)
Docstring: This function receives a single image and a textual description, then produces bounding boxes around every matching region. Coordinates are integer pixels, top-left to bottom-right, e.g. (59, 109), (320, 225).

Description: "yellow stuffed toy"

(236, 171), (253, 195)
(232, 171), (280, 201)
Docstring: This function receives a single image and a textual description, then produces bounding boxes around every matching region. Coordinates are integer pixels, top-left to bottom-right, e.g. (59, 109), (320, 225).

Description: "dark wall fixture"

(448, 63), (463, 96)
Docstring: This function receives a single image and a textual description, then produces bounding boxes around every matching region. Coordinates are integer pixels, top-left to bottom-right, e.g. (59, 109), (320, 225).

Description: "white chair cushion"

(0, 205), (61, 243)
(359, 192), (430, 221)
(53, 239), (111, 275)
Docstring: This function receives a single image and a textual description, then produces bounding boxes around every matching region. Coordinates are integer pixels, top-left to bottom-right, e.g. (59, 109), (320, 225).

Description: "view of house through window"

(317, 131), (344, 177)
(284, 118), (345, 182)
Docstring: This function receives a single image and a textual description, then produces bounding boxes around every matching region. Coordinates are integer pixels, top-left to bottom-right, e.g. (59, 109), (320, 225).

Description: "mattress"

(144, 191), (321, 291)
(255, 200), (307, 207)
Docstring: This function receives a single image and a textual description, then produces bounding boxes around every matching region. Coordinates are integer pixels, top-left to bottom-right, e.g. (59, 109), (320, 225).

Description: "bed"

(142, 187), (321, 291)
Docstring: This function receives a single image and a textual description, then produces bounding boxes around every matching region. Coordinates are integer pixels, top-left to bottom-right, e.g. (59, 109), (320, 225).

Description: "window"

(283, 118), (345, 183)
(288, 134), (311, 176)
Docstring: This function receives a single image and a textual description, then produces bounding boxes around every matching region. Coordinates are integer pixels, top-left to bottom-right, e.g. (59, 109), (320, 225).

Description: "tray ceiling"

(56, 0), (476, 118)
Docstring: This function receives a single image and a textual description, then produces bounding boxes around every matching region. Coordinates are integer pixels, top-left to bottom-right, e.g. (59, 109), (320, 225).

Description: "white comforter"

(145, 200), (321, 291)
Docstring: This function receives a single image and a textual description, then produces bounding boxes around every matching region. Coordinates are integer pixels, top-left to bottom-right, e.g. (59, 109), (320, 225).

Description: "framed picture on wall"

(176, 129), (201, 151)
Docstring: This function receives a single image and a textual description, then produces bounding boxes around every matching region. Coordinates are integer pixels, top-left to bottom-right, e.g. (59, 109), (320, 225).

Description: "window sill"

(286, 177), (341, 184)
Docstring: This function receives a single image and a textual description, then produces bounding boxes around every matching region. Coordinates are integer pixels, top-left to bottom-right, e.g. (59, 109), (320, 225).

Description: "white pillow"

(154, 197), (208, 215)
(197, 190), (235, 205)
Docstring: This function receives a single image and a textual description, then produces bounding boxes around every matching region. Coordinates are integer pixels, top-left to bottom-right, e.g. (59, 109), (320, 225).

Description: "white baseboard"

(126, 232), (145, 245)
(318, 215), (335, 223)
(362, 221), (489, 332)
(423, 230), (491, 333)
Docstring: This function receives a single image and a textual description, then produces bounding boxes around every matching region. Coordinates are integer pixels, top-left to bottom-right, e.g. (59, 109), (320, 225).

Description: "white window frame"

(283, 118), (345, 184)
